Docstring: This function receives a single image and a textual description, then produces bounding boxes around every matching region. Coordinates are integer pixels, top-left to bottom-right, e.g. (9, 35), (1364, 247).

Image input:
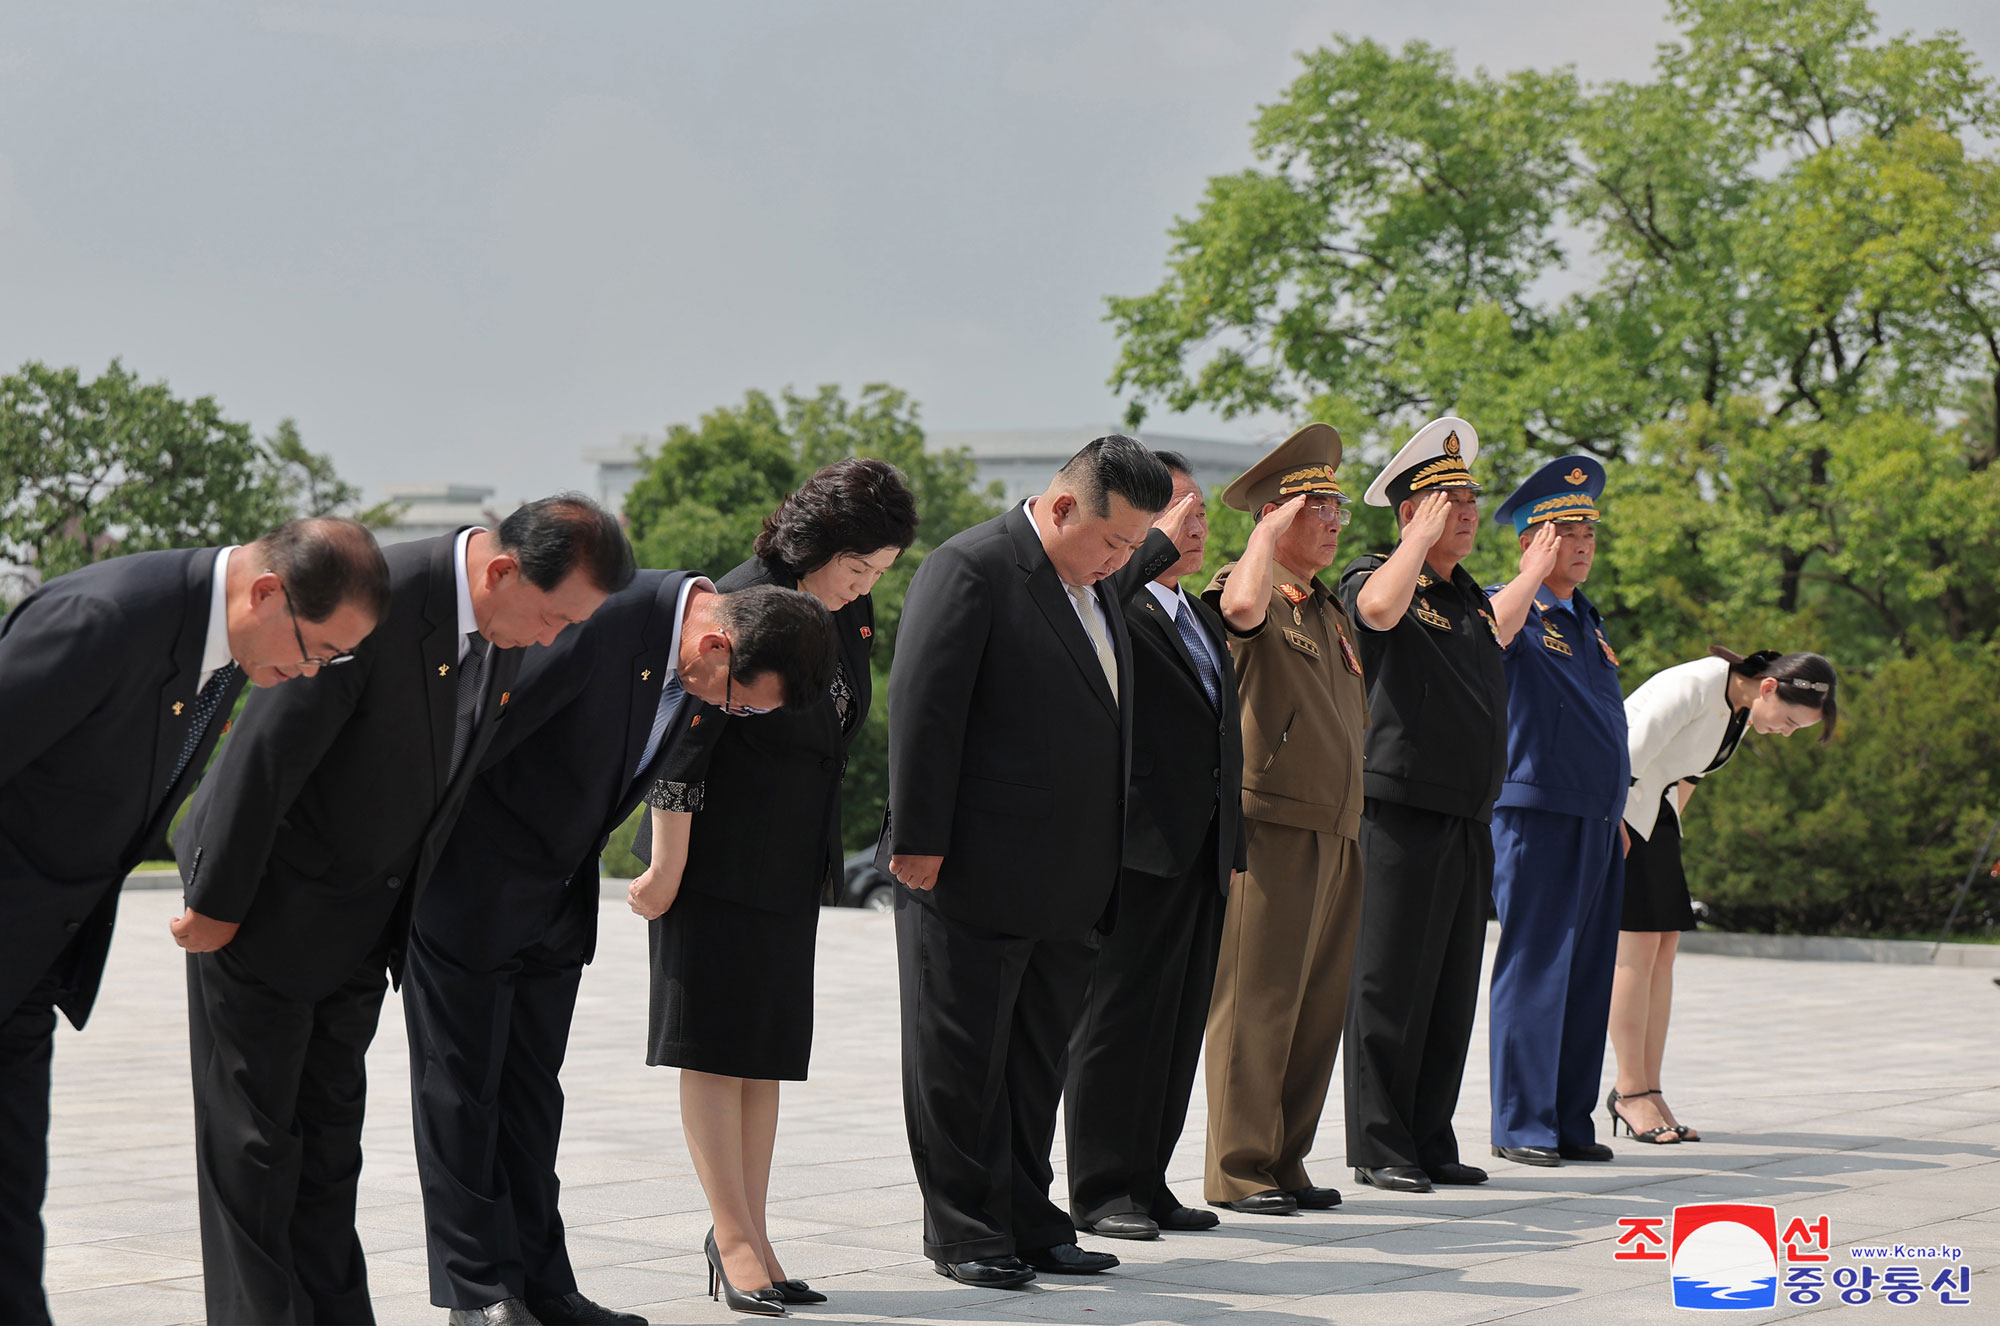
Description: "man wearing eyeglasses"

(406, 576), (833, 1326)
(0, 517), (388, 1326)
(1195, 424), (1370, 1219)
(174, 495), (633, 1325)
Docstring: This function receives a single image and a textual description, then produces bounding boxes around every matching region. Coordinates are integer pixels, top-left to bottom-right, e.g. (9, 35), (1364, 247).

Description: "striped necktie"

(169, 662), (241, 789)
(1174, 600), (1223, 711)
(448, 632), (489, 781)
(635, 667), (687, 780)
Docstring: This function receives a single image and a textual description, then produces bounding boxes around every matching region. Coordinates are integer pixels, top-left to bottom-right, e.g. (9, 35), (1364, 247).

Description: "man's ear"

(1396, 499), (1417, 526)
(247, 571), (285, 612)
(1049, 491), (1076, 525)
(483, 552), (519, 591)
(1257, 502), (1280, 521)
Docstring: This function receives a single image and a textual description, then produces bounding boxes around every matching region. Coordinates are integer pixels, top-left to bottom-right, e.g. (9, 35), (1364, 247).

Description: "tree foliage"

(616, 383), (1003, 858)
(0, 360), (383, 601)
(1113, 0), (2000, 933)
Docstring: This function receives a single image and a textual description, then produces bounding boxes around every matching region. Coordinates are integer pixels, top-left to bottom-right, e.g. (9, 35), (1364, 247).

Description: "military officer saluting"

(1339, 417), (1554, 1193)
(1483, 457), (1629, 1168)
(1200, 424), (1369, 1216)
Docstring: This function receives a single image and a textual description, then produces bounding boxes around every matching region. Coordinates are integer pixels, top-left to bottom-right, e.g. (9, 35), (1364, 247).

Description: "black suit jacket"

(1106, 530), (1247, 891)
(676, 557), (874, 915)
(0, 548), (248, 1027)
(417, 570), (719, 969)
(177, 532), (523, 1002)
(879, 504), (1144, 941)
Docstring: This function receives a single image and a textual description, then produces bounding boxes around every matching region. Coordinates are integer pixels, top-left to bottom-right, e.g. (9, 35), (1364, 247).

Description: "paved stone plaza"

(44, 889), (2000, 1324)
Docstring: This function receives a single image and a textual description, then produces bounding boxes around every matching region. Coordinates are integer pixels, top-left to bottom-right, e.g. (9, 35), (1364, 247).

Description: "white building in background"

(374, 483), (515, 546)
(580, 427), (1267, 519)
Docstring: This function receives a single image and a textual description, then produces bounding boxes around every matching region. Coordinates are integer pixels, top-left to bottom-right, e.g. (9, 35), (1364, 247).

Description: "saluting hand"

(1400, 491), (1453, 548)
(1518, 521), (1561, 584)
(891, 853), (943, 892)
(170, 907), (239, 953)
(1153, 491), (1200, 546)
(628, 865), (681, 920)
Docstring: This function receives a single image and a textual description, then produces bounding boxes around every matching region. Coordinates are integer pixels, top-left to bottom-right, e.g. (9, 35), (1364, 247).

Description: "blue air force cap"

(1494, 456), (1606, 536)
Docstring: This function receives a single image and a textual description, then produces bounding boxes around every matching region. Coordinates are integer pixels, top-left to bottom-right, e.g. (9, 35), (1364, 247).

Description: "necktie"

(635, 667), (687, 781)
(448, 631), (489, 781)
(1066, 582), (1118, 701)
(1174, 600), (1223, 711)
(169, 662), (241, 790)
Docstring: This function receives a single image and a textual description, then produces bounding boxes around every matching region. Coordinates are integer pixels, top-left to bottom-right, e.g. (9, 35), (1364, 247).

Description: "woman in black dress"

(1610, 646), (1838, 1145)
(632, 458), (916, 1315)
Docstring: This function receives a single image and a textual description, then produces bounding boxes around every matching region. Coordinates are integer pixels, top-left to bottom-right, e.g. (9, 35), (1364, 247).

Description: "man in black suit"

(0, 519), (387, 1326)
(409, 574), (835, 1326)
(175, 495), (633, 1325)
(1064, 454), (1240, 1241)
(882, 435), (1173, 1288)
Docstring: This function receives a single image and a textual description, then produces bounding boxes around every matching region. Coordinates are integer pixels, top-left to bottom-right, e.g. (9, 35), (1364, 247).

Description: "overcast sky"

(3, 1), (1995, 506)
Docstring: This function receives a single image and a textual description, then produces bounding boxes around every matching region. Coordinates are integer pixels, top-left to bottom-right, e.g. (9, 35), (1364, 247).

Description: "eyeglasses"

(277, 580), (356, 669)
(1302, 498), (1352, 527)
(720, 633), (775, 716)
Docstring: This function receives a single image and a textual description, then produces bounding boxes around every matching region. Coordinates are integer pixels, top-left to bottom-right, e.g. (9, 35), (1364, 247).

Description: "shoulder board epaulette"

(1276, 583), (1310, 605)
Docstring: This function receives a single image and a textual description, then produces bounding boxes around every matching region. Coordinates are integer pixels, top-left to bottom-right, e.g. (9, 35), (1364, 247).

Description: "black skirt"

(1620, 791), (1696, 933)
(646, 888), (821, 1080)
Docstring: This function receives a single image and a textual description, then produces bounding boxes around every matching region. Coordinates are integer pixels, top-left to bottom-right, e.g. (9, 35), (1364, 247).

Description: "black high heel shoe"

(1653, 1087), (1701, 1142)
(770, 1280), (827, 1305)
(1607, 1088), (1680, 1144)
(705, 1228), (787, 1317)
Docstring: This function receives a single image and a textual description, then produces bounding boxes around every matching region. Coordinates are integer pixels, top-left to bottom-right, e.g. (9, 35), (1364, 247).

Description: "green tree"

(617, 383), (1002, 858)
(1110, 0), (2000, 934)
(1, 360), (378, 600)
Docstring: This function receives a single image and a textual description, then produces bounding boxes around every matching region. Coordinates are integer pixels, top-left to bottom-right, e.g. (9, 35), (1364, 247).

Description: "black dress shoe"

(526, 1293), (646, 1326)
(1288, 1185), (1343, 1210)
(1492, 1144), (1562, 1167)
(1426, 1162), (1489, 1185)
(1019, 1243), (1119, 1274)
(1154, 1205), (1221, 1231)
(1081, 1212), (1159, 1240)
(448, 1301), (541, 1326)
(1353, 1165), (1433, 1193)
(933, 1258), (1035, 1288)
(1559, 1142), (1615, 1162)
(769, 1280), (827, 1305)
(1210, 1188), (1298, 1214)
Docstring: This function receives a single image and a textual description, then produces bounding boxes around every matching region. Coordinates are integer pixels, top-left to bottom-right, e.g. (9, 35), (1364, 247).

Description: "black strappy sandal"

(1653, 1087), (1701, 1141)
(1607, 1088), (1681, 1144)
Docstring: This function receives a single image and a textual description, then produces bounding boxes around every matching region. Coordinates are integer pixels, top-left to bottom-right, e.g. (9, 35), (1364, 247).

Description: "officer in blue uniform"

(1483, 456), (1630, 1167)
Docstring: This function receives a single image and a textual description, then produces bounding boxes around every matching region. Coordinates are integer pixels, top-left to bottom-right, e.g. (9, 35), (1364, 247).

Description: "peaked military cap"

(1493, 455), (1606, 535)
(1363, 416), (1482, 508)
(1220, 422), (1347, 514)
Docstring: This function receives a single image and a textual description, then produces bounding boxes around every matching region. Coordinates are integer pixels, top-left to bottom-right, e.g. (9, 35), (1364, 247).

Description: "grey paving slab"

(41, 890), (2000, 1324)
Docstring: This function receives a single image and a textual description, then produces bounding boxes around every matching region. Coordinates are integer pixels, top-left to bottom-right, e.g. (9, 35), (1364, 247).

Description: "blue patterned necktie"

(448, 632), (489, 781)
(1174, 600), (1223, 711)
(170, 662), (241, 789)
(635, 666), (687, 781)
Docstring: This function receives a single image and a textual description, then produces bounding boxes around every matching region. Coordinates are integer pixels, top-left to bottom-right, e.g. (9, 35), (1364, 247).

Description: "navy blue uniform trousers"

(1488, 807), (1623, 1148)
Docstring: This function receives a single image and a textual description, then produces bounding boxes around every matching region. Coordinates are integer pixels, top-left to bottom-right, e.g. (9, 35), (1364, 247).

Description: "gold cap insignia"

(1565, 467), (1587, 485)
(1443, 431), (1461, 458)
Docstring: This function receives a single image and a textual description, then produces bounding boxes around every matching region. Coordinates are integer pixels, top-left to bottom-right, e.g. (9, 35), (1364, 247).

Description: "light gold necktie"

(1066, 582), (1118, 701)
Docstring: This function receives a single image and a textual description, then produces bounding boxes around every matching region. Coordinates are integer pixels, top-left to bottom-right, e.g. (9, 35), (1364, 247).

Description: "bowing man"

(1482, 458), (1629, 1168)
(175, 495), (633, 1326)
(0, 519), (387, 1326)
(409, 574), (835, 1326)
(1063, 452), (1229, 1240)
(882, 436), (1172, 1288)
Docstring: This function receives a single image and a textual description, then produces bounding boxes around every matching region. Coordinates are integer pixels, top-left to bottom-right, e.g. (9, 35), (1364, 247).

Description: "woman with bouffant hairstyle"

(1607, 645), (1837, 1146)
(639, 457), (917, 1315)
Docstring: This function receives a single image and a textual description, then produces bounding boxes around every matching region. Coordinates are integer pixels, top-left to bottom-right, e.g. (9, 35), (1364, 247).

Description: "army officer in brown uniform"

(1200, 423), (1370, 1215)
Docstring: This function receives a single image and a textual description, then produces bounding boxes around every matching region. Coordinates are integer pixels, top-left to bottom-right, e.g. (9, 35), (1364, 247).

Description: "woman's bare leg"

(1646, 933), (1697, 1138)
(681, 1069), (772, 1291)
(740, 1079), (788, 1284)
(1609, 932), (1675, 1137)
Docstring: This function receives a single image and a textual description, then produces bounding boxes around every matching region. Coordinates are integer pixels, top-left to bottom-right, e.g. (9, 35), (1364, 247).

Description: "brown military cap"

(1220, 422), (1348, 514)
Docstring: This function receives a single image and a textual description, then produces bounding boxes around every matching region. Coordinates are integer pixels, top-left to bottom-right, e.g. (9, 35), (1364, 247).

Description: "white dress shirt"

(197, 546), (237, 692)
(1024, 498), (1115, 649)
(454, 527), (486, 662)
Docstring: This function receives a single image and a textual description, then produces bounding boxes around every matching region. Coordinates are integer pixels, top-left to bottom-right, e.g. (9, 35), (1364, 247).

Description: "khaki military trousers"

(1203, 819), (1363, 1201)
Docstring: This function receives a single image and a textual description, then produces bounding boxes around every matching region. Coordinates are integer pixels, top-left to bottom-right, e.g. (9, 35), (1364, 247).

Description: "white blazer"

(1623, 656), (1733, 840)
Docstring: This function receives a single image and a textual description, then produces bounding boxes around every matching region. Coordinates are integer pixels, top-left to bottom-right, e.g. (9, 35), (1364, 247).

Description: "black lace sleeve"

(644, 779), (704, 812)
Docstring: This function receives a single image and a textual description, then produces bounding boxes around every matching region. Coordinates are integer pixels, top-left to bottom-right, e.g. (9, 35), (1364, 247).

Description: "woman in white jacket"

(1610, 647), (1838, 1143)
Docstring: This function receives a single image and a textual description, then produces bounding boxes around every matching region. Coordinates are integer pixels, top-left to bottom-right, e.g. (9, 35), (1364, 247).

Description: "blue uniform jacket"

(1485, 585), (1629, 822)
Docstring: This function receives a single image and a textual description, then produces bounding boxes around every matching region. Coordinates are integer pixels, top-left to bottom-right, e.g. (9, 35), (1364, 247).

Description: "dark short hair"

(1058, 435), (1173, 517)
(257, 517), (391, 623)
(497, 493), (635, 595)
(1152, 449), (1195, 479)
(1711, 646), (1840, 743)
(753, 458), (919, 576)
(715, 584), (837, 710)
